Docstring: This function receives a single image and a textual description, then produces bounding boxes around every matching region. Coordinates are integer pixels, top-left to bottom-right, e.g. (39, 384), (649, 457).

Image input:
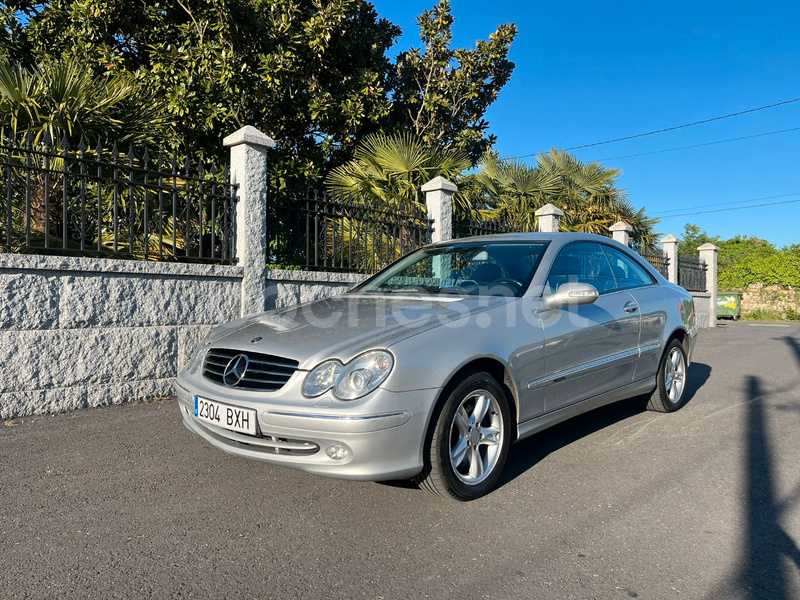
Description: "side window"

(546, 243), (616, 293)
(602, 246), (655, 289)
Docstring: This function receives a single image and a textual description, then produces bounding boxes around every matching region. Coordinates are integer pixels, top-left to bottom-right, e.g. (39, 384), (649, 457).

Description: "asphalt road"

(2, 322), (800, 599)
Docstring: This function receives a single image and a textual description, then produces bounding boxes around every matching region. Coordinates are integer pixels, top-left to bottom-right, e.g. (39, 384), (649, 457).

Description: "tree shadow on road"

(779, 334), (800, 376)
(495, 361), (712, 490)
(738, 375), (800, 599)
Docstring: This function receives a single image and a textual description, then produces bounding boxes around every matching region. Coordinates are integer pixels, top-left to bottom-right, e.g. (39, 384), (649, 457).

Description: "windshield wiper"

(359, 288), (429, 295)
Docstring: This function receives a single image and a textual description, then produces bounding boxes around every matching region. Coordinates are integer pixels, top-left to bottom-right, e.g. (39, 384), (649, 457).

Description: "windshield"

(353, 242), (549, 297)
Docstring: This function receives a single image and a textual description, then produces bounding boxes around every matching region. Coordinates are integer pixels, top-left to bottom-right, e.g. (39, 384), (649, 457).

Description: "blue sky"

(372, 0), (800, 247)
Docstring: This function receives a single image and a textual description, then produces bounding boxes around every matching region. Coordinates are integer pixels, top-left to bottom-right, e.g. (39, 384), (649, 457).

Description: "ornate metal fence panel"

(639, 250), (670, 278)
(266, 186), (432, 274)
(678, 254), (707, 292)
(0, 132), (237, 263)
(453, 217), (515, 238)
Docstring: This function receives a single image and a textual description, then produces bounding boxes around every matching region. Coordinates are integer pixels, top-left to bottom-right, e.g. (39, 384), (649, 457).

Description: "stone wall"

(691, 292), (712, 329)
(0, 255), (375, 419)
(739, 284), (800, 318)
(0, 254), (243, 419)
(266, 269), (368, 309)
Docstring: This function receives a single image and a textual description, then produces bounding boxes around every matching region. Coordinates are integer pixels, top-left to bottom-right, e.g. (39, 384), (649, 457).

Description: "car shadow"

(381, 362), (712, 494)
(494, 361), (712, 490)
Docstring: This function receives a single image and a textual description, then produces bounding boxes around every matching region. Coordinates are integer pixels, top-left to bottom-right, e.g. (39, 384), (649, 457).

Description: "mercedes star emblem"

(222, 354), (249, 387)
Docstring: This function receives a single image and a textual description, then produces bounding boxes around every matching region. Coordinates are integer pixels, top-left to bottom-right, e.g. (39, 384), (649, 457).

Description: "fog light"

(325, 445), (349, 460)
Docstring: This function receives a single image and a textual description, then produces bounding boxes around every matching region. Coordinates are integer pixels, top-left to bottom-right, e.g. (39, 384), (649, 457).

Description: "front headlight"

(302, 350), (394, 400)
(186, 331), (214, 374)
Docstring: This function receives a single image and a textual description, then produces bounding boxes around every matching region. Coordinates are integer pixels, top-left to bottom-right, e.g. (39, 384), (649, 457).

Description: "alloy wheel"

(664, 347), (686, 403)
(448, 389), (504, 485)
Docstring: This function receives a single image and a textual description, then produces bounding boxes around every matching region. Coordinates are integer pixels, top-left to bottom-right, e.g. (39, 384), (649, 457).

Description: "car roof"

(429, 232), (620, 246)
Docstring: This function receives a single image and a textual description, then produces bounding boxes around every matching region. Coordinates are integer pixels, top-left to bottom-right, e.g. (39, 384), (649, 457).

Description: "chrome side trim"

(527, 376), (549, 391)
(527, 347), (640, 390)
(639, 342), (660, 355)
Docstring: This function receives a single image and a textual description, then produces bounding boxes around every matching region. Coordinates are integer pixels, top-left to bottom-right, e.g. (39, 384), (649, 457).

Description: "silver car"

(175, 233), (698, 500)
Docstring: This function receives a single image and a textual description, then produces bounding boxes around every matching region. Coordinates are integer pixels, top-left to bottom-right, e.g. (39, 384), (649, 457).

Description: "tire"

(644, 339), (689, 413)
(414, 372), (511, 501)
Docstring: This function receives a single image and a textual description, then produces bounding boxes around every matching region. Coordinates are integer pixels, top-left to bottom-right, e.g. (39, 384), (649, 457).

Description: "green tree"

(678, 223), (720, 256)
(678, 223), (797, 288)
(16, 0), (401, 180)
(386, 0), (516, 164)
(0, 3), (35, 63)
(7, 1), (518, 180)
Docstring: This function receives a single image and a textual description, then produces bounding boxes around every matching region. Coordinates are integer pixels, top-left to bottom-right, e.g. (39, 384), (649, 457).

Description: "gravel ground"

(2, 321), (799, 599)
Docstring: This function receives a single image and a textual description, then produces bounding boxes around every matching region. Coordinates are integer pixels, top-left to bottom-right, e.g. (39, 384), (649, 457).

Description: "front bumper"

(174, 376), (440, 481)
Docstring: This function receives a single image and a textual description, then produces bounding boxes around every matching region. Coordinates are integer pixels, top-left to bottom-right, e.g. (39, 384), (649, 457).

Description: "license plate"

(194, 396), (257, 436)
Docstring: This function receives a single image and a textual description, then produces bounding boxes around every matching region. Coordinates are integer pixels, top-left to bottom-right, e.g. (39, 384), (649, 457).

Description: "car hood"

(211, 293), (511, 369)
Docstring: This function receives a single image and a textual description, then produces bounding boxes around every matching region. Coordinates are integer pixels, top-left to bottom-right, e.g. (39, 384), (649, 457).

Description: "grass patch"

(743, 308), (789, 321)
(785, 307), (800, 321)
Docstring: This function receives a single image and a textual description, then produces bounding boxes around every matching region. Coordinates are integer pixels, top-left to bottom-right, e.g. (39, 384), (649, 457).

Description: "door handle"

(624, 301), (638, 314)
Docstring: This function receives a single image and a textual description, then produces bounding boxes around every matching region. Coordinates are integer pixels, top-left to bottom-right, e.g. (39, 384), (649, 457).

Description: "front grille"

(202, 348), (299, 391)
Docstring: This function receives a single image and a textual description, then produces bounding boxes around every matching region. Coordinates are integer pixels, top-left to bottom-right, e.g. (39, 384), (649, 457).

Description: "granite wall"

(265, 269), (368, 309)
(0, 255), (372, 419)
(0, 254), (243, 418)
(691, 292), (712, 329)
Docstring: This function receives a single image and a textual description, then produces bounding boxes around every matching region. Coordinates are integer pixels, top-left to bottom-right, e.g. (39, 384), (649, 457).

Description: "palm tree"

(326, 132), (471, 211)
(0, 57), (167, 145)
(463, 155), (560, 230)
(322, 133), (472, 270)
(470, 149), (659, 249)
(0, 57), (168, 239)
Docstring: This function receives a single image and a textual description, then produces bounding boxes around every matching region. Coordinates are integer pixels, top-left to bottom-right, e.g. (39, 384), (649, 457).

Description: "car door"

(601, 244), (668, 382)
(537, 242), (642, 413)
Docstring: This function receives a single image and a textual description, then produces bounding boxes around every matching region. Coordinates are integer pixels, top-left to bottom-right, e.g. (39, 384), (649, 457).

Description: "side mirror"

(543, 282), (599, 309)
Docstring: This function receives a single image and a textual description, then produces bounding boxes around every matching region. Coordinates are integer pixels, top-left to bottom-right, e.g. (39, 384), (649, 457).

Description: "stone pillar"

(534, 203), (564, 233)
(698, 243), (719, 327)
(421, 176), (456, 243)
(223, 125), (275, 317)
(609, 221), (633, 246)
(660, 234), (679, 284)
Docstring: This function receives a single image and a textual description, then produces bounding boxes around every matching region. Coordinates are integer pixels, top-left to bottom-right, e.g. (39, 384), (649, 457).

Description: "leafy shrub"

(681, 224), (800, 289)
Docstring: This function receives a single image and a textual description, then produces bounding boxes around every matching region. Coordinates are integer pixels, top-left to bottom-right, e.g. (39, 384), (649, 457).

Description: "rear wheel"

(645, 339), (688, 412)
(415, 372), (511, 501)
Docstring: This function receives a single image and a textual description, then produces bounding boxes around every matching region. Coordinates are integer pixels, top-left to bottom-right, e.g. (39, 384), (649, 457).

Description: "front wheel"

(415, 372), (511, 501)
(644, 339), (689, 413)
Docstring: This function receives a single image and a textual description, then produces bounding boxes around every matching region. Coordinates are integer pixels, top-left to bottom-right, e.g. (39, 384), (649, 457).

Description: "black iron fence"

(678, 254), (707, 292)
(640, 250), (670, 279)
(454, 216), (515, 239)
(266, 186), (431, 274)
(0, 132), (237, 263)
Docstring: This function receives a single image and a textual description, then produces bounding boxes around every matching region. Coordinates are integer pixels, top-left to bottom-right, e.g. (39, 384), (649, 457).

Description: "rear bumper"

(175, 380), (439, 481)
